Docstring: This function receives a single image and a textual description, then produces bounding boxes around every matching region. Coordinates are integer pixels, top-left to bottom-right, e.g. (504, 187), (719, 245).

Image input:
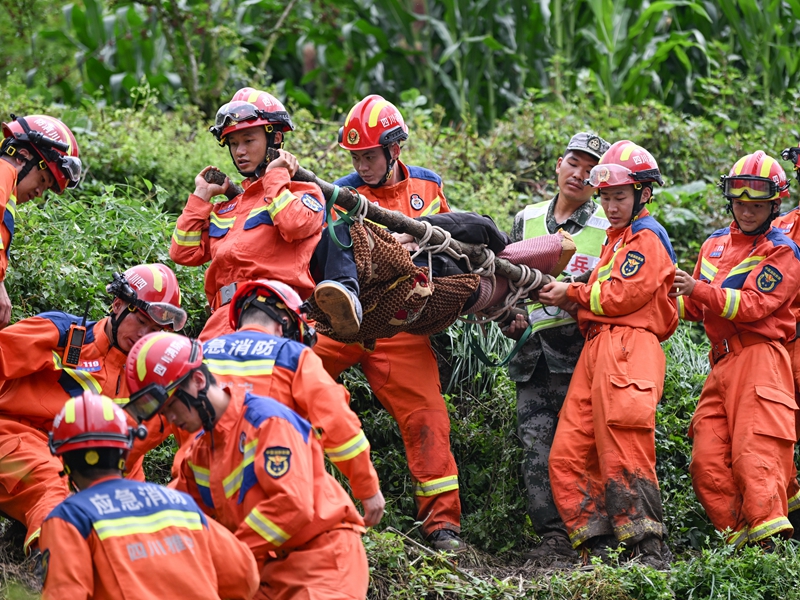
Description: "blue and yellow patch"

(620, 251), (645, 278)
(301, 194), (323, 212)
(756, 265), (783, 292)
(264, 447), (291, 478)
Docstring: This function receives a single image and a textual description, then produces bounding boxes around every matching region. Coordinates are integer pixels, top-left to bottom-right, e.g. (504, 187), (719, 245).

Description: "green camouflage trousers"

(517, 357), (573, 537)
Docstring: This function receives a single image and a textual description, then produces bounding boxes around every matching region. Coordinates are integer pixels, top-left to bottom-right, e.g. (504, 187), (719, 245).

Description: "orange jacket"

(178, 391), (365, 565)
(169, 168), (325, 304)
(772, 208), (800, 323)
(334, 160), (450, 217)
(0, 312), (167, 473)
(203, 325), (380, 501)
(0, 160), (19, 283)
(677, 222), (800, 347)
(40, 477), (259, 600)
(566, 209), (678, 342)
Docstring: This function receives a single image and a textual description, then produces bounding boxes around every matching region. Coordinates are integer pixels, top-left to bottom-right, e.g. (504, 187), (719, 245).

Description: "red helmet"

(2, 114), (82, 193)
(107, 264), (186, 331)
(125, 332), (203, 423)
(210, 88), (294, 145)
(720, 151), (790, 201)
(587, 140), (664, 188)
(229, 279), (315, 346)
(49, 391), (136, 456)
(338, 95), (409, 151)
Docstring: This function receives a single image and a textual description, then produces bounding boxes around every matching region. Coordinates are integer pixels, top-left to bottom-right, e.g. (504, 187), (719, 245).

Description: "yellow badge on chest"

(756, 265), (783, 292)
(264, 447), (291, 478)
(620, 250), (645, 278)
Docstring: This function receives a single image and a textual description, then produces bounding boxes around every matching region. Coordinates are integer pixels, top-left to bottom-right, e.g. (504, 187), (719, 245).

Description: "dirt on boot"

(522, 533), (579, 567)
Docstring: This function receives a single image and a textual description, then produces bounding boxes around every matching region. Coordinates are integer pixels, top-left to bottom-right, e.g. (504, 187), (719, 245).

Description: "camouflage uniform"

(510, 196), (601, 538)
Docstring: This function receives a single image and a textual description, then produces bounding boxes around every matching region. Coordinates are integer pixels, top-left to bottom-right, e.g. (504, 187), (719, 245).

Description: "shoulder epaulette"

(766, 228), (800, 261)
(35, 311), (98, 347)
(243, 393), (311, 443)
(333, 172), (366, 189)
(406, 166), (443, 186)
(631, 216), (678, 264)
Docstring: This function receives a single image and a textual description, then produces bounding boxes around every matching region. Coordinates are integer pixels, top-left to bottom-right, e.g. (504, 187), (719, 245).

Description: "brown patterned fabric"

(306, 222), (480, 347)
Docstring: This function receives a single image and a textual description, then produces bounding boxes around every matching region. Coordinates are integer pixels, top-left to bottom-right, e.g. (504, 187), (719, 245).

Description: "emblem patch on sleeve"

(620, 251), (645, 278)
(264, 447), (291, 478)
(301, 194), (323, 212)
(756, 264), (783, 292)
(410, 193), (424, 210)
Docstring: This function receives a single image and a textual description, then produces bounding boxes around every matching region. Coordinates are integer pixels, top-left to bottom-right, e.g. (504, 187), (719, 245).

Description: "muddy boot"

(426, 529), (466, 553)
(630, 536), (669, 570)
(579, 534), (618, 565)
(522, 532), (578, 566)
(314, 280), (362, 338)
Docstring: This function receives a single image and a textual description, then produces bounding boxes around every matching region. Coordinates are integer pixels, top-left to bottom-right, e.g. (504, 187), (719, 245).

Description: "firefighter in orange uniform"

(0, 114), (82, 327)
(0, 264), (186, 556)
(40, 391), (259, 600)
(673, 151), (800, 548)
(197, 279), (385, 525)
(169, 87), (326, 341)
(125, 332), (369, 600)
(538, 141), (677, 567)
(311, 95), (463, 550)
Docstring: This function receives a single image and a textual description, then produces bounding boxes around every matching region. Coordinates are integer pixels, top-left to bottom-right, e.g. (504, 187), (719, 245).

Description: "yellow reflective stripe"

(676, 295), (685, 319)
(23, 528), (41, 556)
(113, 397), (129, 406)
(419, 197), (441, 217)
(325, 431), (369, 463)
(590, 281), (604, 316)
(414, 475), (459, 497)
(727, 527), (748, 549)
(721, 289), (741, 320)
(210, 213), (236, 229)
(205, 358), (275, 377)
(247, 204), (270, 220)
(172, 227), (202, 247)
(619, 143), (635, 161)
(135, 332), (173, 382)
(727, 255), (765, 277)
(52, 351), (102, 394)
(247, 90), (261, 103)
(733, 156), (747, 175)
(748, 516), (792, 542)
(700, 257), (718, 281)
(223, 439), (258, 498)
(266, 189), (295, 219)
(101, 396), (115, 421)
(6, 197), (16, 219)
(760, 156), (775, 178)
(94, 509), (204, 540)
(344, 104), (358, 127)
(188, 461), (211, 487)
(64, 398), (76, 423)
(245, 508), (291, 546)
(368, 100), (391, 127)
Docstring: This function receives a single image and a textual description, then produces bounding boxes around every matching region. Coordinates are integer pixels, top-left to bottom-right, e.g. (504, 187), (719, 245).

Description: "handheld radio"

(62, 302), (90, 368)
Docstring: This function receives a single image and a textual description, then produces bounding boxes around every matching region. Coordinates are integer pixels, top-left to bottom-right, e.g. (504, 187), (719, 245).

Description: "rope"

(325, 186), (369, 250)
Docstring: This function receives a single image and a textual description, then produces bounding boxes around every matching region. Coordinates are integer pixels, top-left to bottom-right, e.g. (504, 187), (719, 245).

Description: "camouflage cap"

(565, 132), (610, 161)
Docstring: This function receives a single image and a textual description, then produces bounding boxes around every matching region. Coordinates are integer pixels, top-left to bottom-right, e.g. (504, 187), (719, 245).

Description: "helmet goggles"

(107, 272), (187, 331)
(210, 101), (293, 139)
(719, 175), (787, 201)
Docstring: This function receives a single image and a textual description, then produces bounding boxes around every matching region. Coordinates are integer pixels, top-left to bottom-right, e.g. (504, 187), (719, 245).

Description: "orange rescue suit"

(40, 477), (259, 600)
(178, 391), (368, 600)
(203, 325), (380, 501)
(313, 160), (461, 536)
(0, 160), (19, 284)
(169, 167), (325, 340)
(0, 313), (167, 553)
(678, 222), (800, 545)
(549, 209), (678, 548)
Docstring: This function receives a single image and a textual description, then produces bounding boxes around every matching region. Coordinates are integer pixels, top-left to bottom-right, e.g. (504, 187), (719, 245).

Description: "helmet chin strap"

(627, 183), (652, 225)
(175, 367), (217, 435)
(108, 304), (135, 351)
(727, 200), (779, 237)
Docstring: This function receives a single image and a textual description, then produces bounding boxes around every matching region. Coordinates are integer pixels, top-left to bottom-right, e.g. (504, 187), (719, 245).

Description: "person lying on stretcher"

(304, 211), (575, 345)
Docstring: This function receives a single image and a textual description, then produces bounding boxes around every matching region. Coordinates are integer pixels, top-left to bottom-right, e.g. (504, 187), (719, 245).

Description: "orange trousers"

(549, 326), (665, 548)
(690, 340), (796, 547)
(785, 338), (800, 520)
(313, 332), (461, 535)
(256, 529), (368, 600)
(0, 420), (145, 553)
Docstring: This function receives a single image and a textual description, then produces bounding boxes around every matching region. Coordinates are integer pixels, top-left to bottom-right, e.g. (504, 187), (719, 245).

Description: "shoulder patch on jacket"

(300, 194), (323, 212)
(620, 250), (645, 277)
(264, 447), (291, 478)
(243, 393), (311, 443)
(36, 312), (98, 347)
(631, 216), (678, 264)
(333, 172), (366, 189)
(756, 264), (783, 292)
(766, 229), (800, 261)
(407, 166), (443, 186)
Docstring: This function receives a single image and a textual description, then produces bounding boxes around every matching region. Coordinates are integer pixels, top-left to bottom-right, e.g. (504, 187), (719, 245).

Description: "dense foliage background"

(3, 0), (800, 597)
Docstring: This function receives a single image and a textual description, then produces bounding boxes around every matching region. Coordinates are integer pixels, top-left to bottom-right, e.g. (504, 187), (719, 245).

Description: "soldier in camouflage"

(504, 132), (611, 565)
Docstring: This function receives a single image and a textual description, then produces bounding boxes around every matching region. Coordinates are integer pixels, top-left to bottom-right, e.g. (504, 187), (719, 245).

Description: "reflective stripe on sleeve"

(52, 352), (102, 394)
(245, 508), (291, 546)
(699, 257), (718, 282)
(266, 190), (295, 219)
(223, 440), (258, 499)
(325, 431), (369, 463)
(721, 289), (741, 320)
(172, 227), (203, 247)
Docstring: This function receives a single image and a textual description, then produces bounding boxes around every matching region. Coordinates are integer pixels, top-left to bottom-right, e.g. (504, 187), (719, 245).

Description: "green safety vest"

(522, 200), (608, 333)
